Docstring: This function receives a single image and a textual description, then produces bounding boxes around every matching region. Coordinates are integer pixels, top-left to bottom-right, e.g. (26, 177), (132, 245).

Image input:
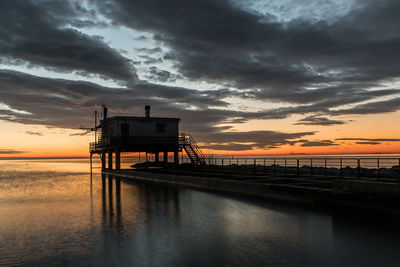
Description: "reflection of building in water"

(100, 175), (180, 232)
(101, 174), (122, 232)
(138, 182), (180, 222)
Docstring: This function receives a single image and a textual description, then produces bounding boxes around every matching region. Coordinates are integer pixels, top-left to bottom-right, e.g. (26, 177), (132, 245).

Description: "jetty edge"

(102, 168), (400, 217)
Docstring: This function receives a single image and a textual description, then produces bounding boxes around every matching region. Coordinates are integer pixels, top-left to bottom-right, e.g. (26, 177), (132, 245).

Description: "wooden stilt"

(116, 149), (121, 170)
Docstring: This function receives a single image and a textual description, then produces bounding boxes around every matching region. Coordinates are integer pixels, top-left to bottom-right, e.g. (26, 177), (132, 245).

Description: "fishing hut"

(89, 105), (205, 170)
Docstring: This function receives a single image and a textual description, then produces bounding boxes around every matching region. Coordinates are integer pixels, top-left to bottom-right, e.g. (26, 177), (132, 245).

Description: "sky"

(1, 0), (400, 157)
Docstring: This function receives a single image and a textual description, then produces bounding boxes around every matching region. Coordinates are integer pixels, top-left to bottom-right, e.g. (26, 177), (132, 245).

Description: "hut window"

(156, 123), (166, 132)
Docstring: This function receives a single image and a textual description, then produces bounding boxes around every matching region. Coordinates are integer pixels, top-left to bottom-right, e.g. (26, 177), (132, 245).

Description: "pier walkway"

(102, 166), (400, 217)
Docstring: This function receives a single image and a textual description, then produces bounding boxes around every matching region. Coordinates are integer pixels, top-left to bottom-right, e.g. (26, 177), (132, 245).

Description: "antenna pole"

(94, 110), (97, 143)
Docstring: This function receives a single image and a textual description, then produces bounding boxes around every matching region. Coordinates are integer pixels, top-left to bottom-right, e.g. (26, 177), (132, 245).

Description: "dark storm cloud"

(0, 69), (320, 151)
(197, 130), (315, 150)
(329, 97), (400, 116)
(0, 0), (136, 81)
(147, 67), (178, 82)
(295, 116), (345, 126)
(201, 143), (257, 151)
(0, 70), (244, 132)
(91, 0), (400, 110)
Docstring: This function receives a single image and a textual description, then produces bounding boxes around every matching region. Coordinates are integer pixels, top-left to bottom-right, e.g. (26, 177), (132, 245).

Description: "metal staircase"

(179, 133), (206, 165)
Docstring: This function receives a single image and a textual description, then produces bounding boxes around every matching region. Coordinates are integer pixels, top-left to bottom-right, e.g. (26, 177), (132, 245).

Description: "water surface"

(0, 159), (400, 266)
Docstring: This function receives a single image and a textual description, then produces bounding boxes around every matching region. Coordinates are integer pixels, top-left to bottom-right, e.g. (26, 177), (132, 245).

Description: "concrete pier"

(102, 168), (400, 217)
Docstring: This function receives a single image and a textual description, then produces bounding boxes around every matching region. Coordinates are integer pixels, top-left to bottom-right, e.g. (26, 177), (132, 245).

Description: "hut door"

(121, 124), (129, 137)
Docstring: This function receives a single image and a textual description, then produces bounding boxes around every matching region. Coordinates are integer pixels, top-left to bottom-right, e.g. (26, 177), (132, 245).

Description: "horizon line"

(2, 152), (400, 160)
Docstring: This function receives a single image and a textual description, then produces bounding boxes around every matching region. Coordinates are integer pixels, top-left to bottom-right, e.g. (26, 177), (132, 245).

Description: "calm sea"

(1, 158), (400, 266)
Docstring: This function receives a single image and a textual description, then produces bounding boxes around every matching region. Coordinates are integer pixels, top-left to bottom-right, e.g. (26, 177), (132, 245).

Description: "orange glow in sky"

(2, 110), (400, 158)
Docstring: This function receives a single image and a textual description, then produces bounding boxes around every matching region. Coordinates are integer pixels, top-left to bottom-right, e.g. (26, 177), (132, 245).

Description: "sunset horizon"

(1, 0), (400, 157)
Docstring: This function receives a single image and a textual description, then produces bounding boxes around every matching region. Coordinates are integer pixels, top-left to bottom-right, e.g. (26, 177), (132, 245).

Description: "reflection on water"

(1, 159), (400, 266)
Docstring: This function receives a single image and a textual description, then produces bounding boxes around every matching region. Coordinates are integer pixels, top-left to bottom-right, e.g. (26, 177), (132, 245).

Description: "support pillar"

(155, 152), (159, 163)
(174, 150), (179, 165)
(116, 149), (120, 170)
(164, 151), (168, 165)
(108, 149), (113, 169)
(101, 150), (106, 169)
(90, 153), (93, 179)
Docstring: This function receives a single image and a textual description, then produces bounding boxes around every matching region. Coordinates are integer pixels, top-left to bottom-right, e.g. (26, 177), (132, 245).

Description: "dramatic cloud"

(0, 70), (281, 136)
(198, 131), (315, 150)
(329, 97), (400, 116)
(92, 0), (400, 108)
(0, 0), (136, 81)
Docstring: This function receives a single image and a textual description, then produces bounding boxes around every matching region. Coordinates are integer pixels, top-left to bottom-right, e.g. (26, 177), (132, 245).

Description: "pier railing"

(180, 157), (400, 181)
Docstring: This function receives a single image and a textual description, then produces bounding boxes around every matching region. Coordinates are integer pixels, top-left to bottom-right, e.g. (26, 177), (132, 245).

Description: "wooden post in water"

(115, 149), (120, 170)
(164, 151), (168, 165)
(101, 150), (106, 169)
(357, 159), (361, 178)
(296, 159), (300, 177)
(90, 153), (93, 184)
(174, 150), (179, 165)
(108, 149), (113, 169)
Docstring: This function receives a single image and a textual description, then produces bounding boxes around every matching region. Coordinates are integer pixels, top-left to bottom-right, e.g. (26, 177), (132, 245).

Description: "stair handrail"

(179, 133), (206, 165)
(187, 135), (205, 161)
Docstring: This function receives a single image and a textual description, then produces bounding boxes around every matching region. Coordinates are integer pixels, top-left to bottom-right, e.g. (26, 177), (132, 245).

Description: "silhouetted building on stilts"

(89, 105), (205, 169)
